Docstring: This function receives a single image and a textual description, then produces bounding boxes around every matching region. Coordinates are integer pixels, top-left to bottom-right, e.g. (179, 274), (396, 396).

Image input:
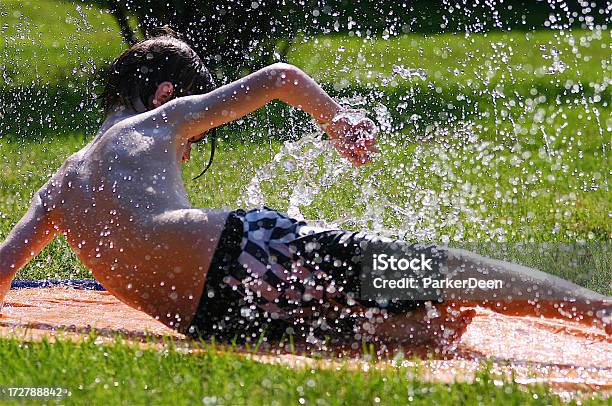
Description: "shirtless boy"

(0, 29), (609, 345)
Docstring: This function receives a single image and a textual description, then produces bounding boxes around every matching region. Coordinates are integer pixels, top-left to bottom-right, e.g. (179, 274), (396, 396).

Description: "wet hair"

(99, 26), (216, 114)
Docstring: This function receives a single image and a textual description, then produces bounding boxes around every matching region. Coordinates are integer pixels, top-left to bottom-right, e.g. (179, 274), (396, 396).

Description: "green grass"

(0, 336), (604, 405)
(289, 30), (610, 93)
(0, 0), (124, 86)
(0, 1), (611, 404)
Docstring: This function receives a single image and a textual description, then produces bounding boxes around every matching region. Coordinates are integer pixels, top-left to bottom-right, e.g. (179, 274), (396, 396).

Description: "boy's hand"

(324, 109), (379, 166)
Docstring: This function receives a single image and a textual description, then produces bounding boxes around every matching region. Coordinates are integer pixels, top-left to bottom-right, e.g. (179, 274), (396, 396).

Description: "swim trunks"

(185, 207), (435, 343)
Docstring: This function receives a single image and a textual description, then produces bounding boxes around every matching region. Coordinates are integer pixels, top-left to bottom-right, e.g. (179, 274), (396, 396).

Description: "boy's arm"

(161, 63), (343, 140)
(0, 187), (59, 308)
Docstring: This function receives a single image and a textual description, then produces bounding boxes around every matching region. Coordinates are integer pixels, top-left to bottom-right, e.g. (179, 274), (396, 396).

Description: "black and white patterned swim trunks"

(185, 207), (431, 343)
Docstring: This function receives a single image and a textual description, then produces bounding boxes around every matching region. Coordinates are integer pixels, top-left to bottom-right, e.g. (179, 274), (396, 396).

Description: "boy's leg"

(363, 304), (477, 346)
(442, 248), (611, 330)
(227, 207), (610, 343)
(289, 230), (610, 339)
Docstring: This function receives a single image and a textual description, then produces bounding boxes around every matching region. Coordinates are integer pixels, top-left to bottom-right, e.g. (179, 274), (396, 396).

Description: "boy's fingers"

(357, 119), (378, 136)
(363, 136), (376, 146)
(340, 141), (376, 158)
(339, 149), (363, 165)
(332, 132), (376, 165)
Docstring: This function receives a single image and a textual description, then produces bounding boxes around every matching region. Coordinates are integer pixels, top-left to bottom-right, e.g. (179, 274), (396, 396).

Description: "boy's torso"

(42, 113), (228, 331)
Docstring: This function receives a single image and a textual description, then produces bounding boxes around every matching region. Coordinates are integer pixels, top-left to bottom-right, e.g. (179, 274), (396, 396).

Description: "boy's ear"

(152, 81), (174, 108)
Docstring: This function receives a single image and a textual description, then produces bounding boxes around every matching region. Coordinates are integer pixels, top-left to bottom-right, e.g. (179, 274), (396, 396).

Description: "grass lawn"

(0, 0), (610, 404)
(1, 336), (590, 406)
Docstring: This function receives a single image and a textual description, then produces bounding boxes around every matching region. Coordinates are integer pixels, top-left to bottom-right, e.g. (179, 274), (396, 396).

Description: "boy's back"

(40, 113), (228, 331)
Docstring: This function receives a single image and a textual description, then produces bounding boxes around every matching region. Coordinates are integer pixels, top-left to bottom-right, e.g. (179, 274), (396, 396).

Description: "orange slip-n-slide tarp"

(1, 284), (610, 397)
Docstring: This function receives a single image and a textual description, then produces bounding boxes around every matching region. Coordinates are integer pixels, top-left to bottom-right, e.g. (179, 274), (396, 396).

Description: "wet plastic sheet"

(1, 282), (610, 395)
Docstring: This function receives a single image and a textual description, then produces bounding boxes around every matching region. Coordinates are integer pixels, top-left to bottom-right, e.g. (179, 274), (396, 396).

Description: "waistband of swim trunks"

(182, 210), (246, 336)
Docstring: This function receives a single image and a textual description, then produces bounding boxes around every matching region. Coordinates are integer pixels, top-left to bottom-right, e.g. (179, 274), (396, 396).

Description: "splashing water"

(238, 132), (352, 225)
(239, 121), (525, 243)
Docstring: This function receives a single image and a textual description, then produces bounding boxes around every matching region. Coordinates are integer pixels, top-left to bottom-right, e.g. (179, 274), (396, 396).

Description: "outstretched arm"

(164, 63), (342, 137)
(159, 63), (377, 165)
(0, 187), (59, 308)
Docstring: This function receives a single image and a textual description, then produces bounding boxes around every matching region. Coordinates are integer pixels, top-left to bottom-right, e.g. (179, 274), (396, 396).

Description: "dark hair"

(99, 26), (215, 114)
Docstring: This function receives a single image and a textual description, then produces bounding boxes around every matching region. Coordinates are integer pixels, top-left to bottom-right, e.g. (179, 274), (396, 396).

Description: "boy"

(0, 29), (609, 346)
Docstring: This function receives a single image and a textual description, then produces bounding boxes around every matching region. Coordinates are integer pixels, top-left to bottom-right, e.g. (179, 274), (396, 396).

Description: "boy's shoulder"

(103, 110), (180, 149)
